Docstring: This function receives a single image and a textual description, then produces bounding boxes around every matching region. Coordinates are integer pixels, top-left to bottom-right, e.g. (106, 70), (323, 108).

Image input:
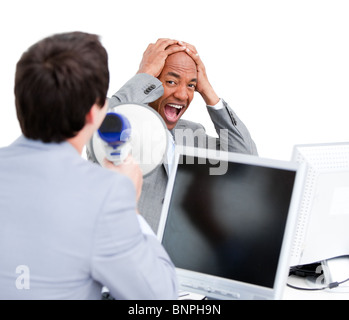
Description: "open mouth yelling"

(164, 103), (185, 124)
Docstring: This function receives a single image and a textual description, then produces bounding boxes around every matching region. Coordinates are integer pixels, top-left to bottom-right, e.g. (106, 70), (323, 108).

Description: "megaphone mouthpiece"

(97, 112), (132, 164)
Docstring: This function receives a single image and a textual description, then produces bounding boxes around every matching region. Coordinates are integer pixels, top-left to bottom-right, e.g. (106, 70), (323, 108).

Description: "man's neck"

(67, 130), (90, 155)
(67, 137), (83, 154)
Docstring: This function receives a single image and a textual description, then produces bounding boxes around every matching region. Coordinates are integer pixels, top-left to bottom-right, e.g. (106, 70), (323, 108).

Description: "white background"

(0, 0), (348, 160)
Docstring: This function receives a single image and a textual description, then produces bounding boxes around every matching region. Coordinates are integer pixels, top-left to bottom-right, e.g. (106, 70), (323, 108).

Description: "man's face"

(149, 52), (197, 130)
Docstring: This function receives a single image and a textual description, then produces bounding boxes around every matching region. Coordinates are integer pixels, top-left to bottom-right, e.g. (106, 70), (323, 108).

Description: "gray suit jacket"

(0, 136), (178, 299)
(87, 73), (258, 232)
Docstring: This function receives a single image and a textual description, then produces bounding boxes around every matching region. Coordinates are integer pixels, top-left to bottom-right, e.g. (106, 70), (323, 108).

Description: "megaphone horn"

(91, 103), (168, 176)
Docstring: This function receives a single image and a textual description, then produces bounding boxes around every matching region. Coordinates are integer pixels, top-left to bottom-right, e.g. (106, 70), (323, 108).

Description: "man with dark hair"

(0, 32), (178, 300)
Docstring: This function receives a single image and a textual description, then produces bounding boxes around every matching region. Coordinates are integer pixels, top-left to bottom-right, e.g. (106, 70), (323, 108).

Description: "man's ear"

(86, 102), (108, 131)
(85, 104), (98, 125)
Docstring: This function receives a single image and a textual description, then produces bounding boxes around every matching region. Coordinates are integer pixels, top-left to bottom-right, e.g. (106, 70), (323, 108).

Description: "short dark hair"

(15, 31), (109, 142)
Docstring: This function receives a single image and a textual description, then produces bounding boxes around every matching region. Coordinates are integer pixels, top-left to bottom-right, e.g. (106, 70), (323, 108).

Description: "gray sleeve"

(109, 73), (164, 108)
(207, 99), (258, 156)
(91, 176), (178, 300)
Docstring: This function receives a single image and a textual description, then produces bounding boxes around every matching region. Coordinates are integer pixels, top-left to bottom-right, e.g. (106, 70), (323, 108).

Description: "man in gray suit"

(88, 38), (258, 233)
(0, 32), (178, 299)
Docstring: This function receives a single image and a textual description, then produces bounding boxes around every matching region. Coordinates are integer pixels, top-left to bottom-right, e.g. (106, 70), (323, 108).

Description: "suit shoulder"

(75, 158), (135, 195)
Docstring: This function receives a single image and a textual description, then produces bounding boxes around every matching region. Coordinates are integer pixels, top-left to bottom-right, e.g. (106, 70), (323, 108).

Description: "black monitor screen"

(161, 155), (296, 288)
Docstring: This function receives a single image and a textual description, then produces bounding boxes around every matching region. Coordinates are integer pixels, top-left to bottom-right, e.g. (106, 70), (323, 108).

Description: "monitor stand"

(321, 255), (349, 293)
(290, 257), (349, 292)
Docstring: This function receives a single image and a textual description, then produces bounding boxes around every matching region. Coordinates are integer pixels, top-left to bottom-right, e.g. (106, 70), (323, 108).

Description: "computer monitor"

(289, 142), (349, 269)
(157, 147), (306, 300)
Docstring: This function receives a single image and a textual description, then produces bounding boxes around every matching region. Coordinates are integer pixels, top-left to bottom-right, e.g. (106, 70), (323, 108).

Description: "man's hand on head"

(179, 41), (220, 106)
(138, 38), (219, 107)
(137, 38), (186, 78)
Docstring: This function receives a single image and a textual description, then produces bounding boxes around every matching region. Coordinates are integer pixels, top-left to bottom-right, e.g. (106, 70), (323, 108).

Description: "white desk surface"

(283, 275), (349, 300)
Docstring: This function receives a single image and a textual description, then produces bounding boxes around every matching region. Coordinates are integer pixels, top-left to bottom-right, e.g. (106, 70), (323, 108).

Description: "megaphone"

(90, 103), (168, 176)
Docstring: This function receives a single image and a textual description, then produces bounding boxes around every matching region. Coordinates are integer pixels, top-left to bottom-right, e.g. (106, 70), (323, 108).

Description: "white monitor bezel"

(157, 146), (306, 300)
